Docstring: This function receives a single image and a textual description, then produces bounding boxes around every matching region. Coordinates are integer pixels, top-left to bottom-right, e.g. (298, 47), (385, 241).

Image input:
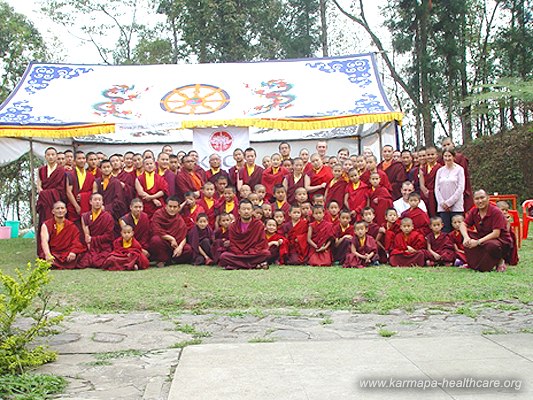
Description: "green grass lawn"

(0, 238), (531, 314)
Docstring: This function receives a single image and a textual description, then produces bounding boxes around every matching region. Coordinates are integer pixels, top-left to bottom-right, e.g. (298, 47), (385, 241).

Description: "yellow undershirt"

(145, 171), (155, 190)
(246, 164), (255, 177)
(55, 221), (64, 234)
(76, 166), (86, 188)
(91, 209), (102, 221)
(225, 201), (235, 214)
(204, 197), (214, 209)
(123, 238), (133, 249)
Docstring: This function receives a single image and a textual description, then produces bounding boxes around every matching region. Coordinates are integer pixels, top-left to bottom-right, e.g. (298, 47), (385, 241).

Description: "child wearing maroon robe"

(305, 154), (333, 198)
(424, 217), (455, 266)
(281, 206), (309, 265)
(187, 213), (215, 265)
(104, 225), (150, 271)
(150, 196), (194, 267)
(343, 221), (379, 268)
(389, 218), (426, 267)
(344, 168), (369, 223)
(377, 208), (401, 264)
(450, 214), (467, 266)
(261, 154), (289, 201)
(197, 182), (217, 229)
(218, 199), (271, 270)
(273, 210), (286, 231)
(119, 198), (152, 257)
(325, 200), (341, 227)
(401, 192), (431, 237)
(215, 186), (239, 223)
(40, 201), (86, 269)
(271, 184), (291, 219)
(135, 158), (169, 218)
(78, 193), (115, 269)
(284, 158), (306, 205)
(325, 164), (348, 208)
(361, 207), (380, 240)
(307, 206), (334, 266)
(212, 213), (232, 264)
(333, 210), (354, 265)
(360, 155), (392, 193)
(181, 192), (206, 231)
(368, 172), (393, 226)
(420, 147), (442, 217)
(265, 219), (288, 264)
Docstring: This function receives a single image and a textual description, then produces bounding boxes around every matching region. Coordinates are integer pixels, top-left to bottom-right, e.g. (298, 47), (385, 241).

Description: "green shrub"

(0, 373), (66, 400)
(0, 259), (63, 374)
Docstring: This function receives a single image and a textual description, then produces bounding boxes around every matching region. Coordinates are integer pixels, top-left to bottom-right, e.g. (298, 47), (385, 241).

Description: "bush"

(0, 259), (63, 374)
(461, 124), (533, 204)
(0, 373), (66, 400)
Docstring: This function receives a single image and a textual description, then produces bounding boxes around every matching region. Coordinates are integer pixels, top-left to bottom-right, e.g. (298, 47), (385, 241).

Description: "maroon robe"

(281, 219), (309, 265)
(266, 232), (289, 264)
(95, 176), (127, 235)
(187, 225), (214, 265)
(137, 172), (169, 217)
(306, 166), (333, 197)
(212, 227), (230, 264)
(463, 204), (512, 272)
(175, 169), (204, 202)
(421, 163), (442, 217)
(367, 222), (380, 240)
(378, 160), (407, 200)
(401, 207), (431, 237)
(424, 232), (455, 264)
(120, 211), (152, 251)
(390, 231), (426, 267)
(343, 235), (378, 268)
(66, 169), (95, 222)
(449, 230), (467, 264)
(345, 182), (369, 221)
(150, 208), (193, 264)
(285, 174), (305, 205)
(368, 187), (393, 226)
(307, 220), (334, 266)
(215, 197), (239, 219)
(325, 178), (348, 209)
(37, 165), (66, 255)
(115, 170), (136, 205)
(333, 224), (355, 264)
(228, 165), (242, 187)
(360, 169), (392, 193)
(78, 210), (115, 269)
(272, 200), (290, 219)
(87, 167), (102, 179)
(40, 218), (86, 269)
(197, 197), (217, 229)
(219, 218), (270, 270)
(206, 168), (230, 184)
(262, 166), (289, 200)
(159, 169), (177, 197)
(104, 237), (150, 271)
(181, 204), (206, 231)
(239, 164), (264, 190)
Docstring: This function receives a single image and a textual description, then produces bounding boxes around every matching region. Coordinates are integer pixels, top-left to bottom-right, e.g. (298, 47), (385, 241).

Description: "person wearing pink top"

(435, 149), (465, 232)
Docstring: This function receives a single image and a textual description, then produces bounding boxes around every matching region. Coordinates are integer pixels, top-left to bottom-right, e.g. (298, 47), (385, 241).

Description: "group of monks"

(36, 139), (519, 272)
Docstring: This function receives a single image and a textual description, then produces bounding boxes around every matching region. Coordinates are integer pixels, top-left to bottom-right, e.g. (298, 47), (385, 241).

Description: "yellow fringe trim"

(182, 112), (403, 130)
(0, 124), (115, 138)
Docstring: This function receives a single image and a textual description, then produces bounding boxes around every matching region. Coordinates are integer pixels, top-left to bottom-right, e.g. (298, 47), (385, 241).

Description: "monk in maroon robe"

(368, 173), (393, 226)
(377, 145), (407, 200)
(238, 148), (264, 192)
(218, 199), (270, 270)
(206, 153), (231, 184)
(343, 222), (379, 268)
(150, 197), (193, 266)
(420, 147), (442, 217)
(228, 148), (245, 187)
(460, 190), (513, 272)
(156, 152), (177, 197)
(110, 154), (136, 205)
(333, 211), (354, 264)
(281, 206), (309, 265)
(78, 193), (115, 269)
(197, 182), (217, 229)
(186, 214), (214, 265)
(283, 157), (306, 205)
(401, 193), (431, 237)
(261, 154), (289, 201)
(307, 206), (334, 266)
(93, 159), (127, 236)
(390, 218), (426, 267)
(104, 225), (150, 271)
(212, 213), (232, 263)
(345, 170), (369, 222)
(325, 164), (348, 209)
(66, 151), (95, 223)
(119, 198), (152, 256)
(37, 147), (66, 255)
(175, 155), (205, 202)
(305, 154), (333, 198)
(424, 217), (455, 265)
(40, 201), (86, 269)
(136, 158), (169, 217)
(360, 155), (392, 193)
(86, 152), (102, 179)
(265, 219), (288, 264)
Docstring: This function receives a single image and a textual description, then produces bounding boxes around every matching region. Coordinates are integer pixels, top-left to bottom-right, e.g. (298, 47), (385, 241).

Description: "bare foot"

(496, 261), (507, 272)
(256, 262), (269, 270)
(133, 264), (139, 271)
(156, 261), (165, 268)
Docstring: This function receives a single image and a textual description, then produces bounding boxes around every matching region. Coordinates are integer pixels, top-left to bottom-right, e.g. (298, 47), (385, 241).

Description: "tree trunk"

(320, 0), (329, 57)
(419, 0), (433, 146)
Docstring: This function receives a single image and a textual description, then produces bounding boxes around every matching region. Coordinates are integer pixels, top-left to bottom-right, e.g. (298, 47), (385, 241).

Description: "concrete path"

(169, 334), (532, 400)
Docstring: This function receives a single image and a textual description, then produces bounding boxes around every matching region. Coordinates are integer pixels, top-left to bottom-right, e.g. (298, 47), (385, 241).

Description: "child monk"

(307, 206), (334, 266)
(187, 213), (215, 265)
(239, 184), (252, 200)
(119, 198), (152, 257)
(197, 182), (217, 229)
(325, 164), (347, 208)
(281, 206), (309, 265)
(496, 201), (519, 266)
(212, 212), (232, 264)
(265, 219), (288, 264)
(450, 214), (467, 267)
(261, 202), (273, 220)
(368, 172), (393, 226)
(389, 217), (426, 267)
(254, 184), (267, 206)
(377, 208), (401, 264)
(344, 168), (369, 222)
(361, 207), (380, 239)
(262, 153), (289, 201)
(424, 216), (455, 266)
(325, 200), (341, 227)
(294, 187), (308, 207)
(181, 191), (205, 230)
(273, 210), (286, 230)
(104, 224), (150, 271)
(301, 201), (313, 222)
(343, 221), (378, 268)
(272, 184), (290, 218)
(333, 210), (354, 265)
(401, 192), (431, 237)
(284, 157), (306, 205)
(216, 186), (239, 222)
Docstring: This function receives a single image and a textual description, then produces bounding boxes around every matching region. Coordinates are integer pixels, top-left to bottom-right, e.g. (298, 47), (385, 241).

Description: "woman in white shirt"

(435, 149), (465, 232)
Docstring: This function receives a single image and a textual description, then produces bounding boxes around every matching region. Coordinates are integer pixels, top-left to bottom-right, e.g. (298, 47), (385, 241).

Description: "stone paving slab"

(169, 335), (532, 400)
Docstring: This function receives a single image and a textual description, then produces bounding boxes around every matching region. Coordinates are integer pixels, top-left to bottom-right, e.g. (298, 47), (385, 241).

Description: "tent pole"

(29, 139), (37, 229)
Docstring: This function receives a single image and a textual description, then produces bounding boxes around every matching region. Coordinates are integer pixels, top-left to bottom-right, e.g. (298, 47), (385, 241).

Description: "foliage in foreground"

(0, 259), (63, 374)
(0, 373), (66, 400)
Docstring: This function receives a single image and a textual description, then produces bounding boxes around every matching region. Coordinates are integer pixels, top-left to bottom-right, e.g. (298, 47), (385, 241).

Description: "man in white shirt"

(393, 181), (427, 215)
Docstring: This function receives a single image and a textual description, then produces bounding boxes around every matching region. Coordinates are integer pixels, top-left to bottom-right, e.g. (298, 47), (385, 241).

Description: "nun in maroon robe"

(104, 236), (150, 271)
(218, 200), (270, 270)
(40, 215), (86, 269)
(78, 207), (115, 269)
(285, 171), (305, 205)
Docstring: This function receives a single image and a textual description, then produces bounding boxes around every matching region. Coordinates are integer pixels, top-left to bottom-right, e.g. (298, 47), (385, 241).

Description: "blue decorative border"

(306, 57), (373, 89)
(0, 100), (63, 124)
(25, 66), (94, 95)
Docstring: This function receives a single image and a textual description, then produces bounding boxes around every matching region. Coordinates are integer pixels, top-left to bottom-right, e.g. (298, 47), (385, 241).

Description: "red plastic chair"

(508, 210), (521, 248)
(523, 200), (533, 239)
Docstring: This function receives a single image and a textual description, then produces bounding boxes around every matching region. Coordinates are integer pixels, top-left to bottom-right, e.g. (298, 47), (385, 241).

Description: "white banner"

(193, 127), (249, 169)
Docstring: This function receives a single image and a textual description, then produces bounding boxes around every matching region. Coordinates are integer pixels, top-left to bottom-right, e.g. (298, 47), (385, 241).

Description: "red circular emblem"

(209, 131), (233, 152)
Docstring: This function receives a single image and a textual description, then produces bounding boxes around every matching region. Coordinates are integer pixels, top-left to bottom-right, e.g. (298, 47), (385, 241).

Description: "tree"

(0, 2), (47, 102)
